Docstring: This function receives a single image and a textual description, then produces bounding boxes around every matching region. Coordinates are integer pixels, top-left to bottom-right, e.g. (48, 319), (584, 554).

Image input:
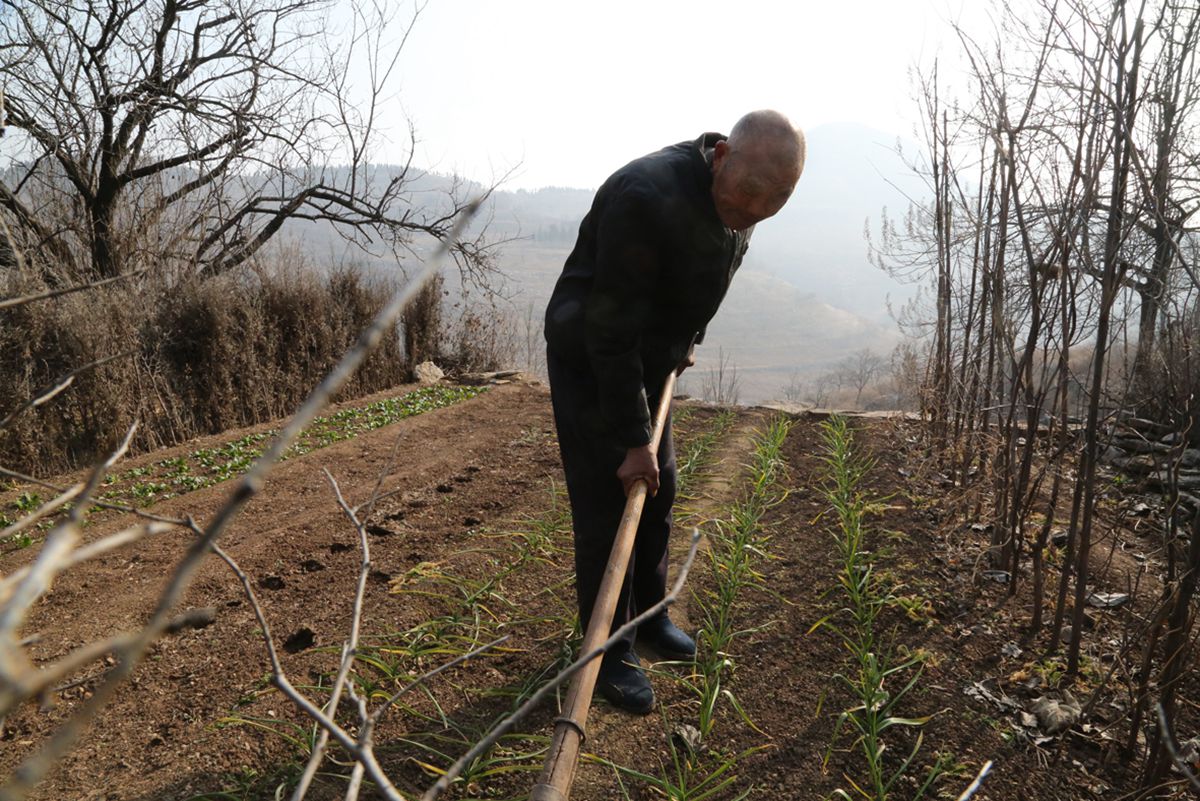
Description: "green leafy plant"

(12, 491), (42, 513)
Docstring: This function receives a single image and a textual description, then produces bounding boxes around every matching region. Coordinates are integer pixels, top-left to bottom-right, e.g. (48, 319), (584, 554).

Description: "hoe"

(530, 372), (678, 801)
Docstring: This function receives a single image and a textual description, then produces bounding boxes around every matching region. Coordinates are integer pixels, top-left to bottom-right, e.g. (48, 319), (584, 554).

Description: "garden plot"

(0, 387), (1187, 800)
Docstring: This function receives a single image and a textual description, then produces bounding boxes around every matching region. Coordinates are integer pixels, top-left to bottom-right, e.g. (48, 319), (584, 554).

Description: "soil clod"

(283, 627), (316, 654)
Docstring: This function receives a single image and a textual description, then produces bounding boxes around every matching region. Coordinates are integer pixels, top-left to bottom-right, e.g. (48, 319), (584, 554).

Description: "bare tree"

(519, 300), (548, 379)
(699, 346), (741, 406)
(888, 342), (923, 410)
(0, 0), (495, 285)
(876, 2), (1200, 797)
(782, 369), (805, 404)
(838, 348), (885, 408)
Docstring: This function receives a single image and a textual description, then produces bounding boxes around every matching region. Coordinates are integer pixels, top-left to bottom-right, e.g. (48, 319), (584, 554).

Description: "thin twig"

(422, 529), (703, 801)
(212, 544), (408, 801)
(289, 470), (380, 801)
(1155, 702), (1200, 793)
(352, 424), (409, 521)
(0, 271), (147, 311)
(344, 763), (367, 801)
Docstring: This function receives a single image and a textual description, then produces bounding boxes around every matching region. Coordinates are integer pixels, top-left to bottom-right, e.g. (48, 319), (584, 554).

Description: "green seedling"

(817, 415), (945, 801)
(591, 705), (768, 801)
(677, 409), (737, 496)
(89, 385), (486, 511)
(605, 415), (790, 800)
(12, 492), (42, 513)
(890, 593), (937, 626)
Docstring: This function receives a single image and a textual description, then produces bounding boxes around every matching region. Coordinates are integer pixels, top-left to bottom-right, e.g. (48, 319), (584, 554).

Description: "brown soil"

(0, 388), (1179, 800)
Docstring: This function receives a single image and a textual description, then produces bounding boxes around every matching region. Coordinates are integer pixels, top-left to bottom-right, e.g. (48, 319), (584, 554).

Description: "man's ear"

(712, 139), (731, 169)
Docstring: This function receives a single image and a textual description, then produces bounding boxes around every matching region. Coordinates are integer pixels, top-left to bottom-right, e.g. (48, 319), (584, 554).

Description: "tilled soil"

(0, 385), (1176, 800)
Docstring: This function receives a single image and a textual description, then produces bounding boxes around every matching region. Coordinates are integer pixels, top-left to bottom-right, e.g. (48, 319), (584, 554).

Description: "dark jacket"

(544, 132), (752, 448)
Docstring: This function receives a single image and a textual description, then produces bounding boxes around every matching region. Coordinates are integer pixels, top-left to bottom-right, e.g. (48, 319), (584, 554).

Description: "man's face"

(711, 140), (800, 231)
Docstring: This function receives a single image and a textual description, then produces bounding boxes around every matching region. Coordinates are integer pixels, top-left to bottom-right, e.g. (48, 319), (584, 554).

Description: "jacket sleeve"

(584, 179), (662, 448)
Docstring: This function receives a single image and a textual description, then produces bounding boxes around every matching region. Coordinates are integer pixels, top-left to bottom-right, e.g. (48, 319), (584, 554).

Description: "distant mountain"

(281, 123), (928, 402)
(681, 268), (900, 402)
(480, 123), (931, 319)
(748, 122), (930, 320)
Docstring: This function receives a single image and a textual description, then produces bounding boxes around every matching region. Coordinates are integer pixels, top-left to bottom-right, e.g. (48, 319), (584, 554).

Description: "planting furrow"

(592, 413), (793, 800)
(815, 415), (949, 801)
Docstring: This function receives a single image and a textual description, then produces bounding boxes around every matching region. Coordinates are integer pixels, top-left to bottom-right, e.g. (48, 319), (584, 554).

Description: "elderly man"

(543, 110), (805, 714)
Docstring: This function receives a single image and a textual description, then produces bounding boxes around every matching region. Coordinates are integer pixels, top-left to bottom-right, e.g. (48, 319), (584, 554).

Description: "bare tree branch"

(0, 0), (501, 285)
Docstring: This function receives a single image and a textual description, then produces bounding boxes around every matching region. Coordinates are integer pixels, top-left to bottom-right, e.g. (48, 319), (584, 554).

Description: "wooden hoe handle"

(530, 372), (678, 801)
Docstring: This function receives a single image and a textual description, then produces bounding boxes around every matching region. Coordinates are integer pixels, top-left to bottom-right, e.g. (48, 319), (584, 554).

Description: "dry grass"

(1, 262), (409, 476)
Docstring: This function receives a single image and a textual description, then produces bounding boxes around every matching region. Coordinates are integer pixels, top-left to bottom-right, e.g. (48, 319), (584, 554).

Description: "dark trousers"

(546, 348), (676, 657)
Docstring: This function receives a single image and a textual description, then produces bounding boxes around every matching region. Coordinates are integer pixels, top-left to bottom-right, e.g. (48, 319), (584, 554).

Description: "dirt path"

(668, 409), (770, 630)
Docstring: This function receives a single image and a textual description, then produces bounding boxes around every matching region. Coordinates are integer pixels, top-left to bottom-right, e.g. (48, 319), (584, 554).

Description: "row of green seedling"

(1, 385), (486, 554)
(353, 483), (577, 795)
(102, 385), (487, 506)
(814, 416), (948, 801)
(600, 414), (792, 801)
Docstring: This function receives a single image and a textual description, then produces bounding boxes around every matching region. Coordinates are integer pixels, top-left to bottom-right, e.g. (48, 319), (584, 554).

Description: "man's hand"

(675, 345), (696, 376)
(617, 444), (659, 497)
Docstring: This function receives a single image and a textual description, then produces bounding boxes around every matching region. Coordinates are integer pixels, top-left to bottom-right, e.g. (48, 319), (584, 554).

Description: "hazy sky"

(377, 0), (987, 189)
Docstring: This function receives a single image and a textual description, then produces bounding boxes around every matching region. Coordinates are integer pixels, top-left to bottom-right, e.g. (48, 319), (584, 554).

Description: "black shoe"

(638, 615), (697, 662)
(596, 649), (655, 715)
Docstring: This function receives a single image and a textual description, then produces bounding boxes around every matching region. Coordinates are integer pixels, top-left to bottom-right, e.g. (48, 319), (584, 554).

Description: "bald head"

(727, 109), (806, 179)
(710, 109), (805, 231)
